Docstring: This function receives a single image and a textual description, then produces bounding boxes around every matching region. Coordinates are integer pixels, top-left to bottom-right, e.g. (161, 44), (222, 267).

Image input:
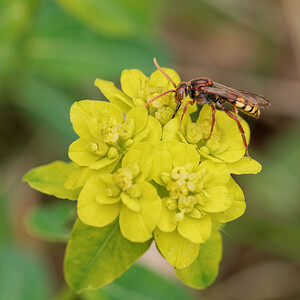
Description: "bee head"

(175, 82), (189, 101)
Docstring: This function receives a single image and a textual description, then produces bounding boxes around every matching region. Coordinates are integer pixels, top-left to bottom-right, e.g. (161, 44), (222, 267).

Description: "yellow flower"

(68, 101), (161, 173)
(153, 140), (245, 268)
(77, 143), (161, 243)
(94, 68), (196, 125)
(163, 104), (262, 174)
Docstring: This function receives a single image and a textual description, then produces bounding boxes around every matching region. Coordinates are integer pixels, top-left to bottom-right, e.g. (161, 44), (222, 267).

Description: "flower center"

(164, 165), (204, 222)
(85, 119), (136, 160)
(113, 162), (140, 191)
(138, 82), (176, 125)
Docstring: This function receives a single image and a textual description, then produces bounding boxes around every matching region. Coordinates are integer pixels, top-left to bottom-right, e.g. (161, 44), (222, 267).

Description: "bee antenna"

(143, 89), (176, 109)
(153, 58), (177, 89)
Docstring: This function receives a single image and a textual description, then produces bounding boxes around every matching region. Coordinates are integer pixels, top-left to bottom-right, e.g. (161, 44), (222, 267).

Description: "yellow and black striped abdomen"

(233, 96), (260, 118)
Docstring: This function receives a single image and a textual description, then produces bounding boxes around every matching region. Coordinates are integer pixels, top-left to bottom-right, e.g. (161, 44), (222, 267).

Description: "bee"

(144, 58), (271, 159)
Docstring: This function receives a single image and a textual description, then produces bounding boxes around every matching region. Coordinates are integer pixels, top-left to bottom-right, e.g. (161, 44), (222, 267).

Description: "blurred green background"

(1, 0), (300, 299)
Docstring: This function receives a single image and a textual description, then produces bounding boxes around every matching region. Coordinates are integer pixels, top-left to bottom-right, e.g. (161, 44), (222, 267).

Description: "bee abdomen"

(234, 97), (260, 118)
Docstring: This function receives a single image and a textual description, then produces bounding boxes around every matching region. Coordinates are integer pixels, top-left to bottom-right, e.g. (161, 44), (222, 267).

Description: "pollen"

(119, 119), (134, 140)
(114, 167), (133, 190)
(165, 165), (204, 217)
(101, 121), (121, 145)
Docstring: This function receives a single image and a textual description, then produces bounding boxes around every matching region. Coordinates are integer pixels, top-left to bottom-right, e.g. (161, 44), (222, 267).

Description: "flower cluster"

(24, 65), (262, 291)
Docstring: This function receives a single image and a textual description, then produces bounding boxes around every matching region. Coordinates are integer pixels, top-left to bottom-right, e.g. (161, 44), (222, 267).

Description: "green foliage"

(23, 161), (81, 200)
(56, 0), (163, 38)
(226, 124), (300, 260)
(26, 201), (76, 242)
(176, 230), (222, 289)
(0, 244), (52, 300)
(64, 219), (152, 292)
(97, 264), (195, 300)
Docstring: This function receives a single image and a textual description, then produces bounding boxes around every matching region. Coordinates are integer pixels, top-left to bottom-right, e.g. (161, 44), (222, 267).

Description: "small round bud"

(126, 184), (142, 199)
(199, 146), (209, 155)
(124, 139), (134, 148)
(107, 147), (118, 159)
(86, 142), (98, 153)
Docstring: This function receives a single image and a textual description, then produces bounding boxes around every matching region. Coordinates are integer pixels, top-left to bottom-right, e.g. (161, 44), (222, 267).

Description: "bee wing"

(204, 82), (271, 108)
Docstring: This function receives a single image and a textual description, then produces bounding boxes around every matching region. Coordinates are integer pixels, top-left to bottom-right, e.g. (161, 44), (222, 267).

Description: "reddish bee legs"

(179, 100), (195, 130)
(216, 102), (251, 159)
(172, 100), (182, 118)
(231, 104), (239, 116)
(205, 103), (216, 140)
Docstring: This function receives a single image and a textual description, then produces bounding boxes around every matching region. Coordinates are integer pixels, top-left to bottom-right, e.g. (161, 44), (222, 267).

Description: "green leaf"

(0, 244), (52, 300)
(15, 78), (76, 144)
(85, 264), (195, 300)
(64, 219), (152, 292)
(23, 161), (81, 200)
(55, 0), (163, 38)
(22, 1), (171, 85)
(175, 230), (222, 289)
(26, 201), (76, 242)
(0, 188), (11, 242)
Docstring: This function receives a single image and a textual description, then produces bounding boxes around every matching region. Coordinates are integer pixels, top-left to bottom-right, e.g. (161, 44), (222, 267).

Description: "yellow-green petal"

(143, 116), (162, 144)
(200, 186), (233, 213)
(119, 182), (161, 242)
(211, 177), (245, 223)
(122, 143), (157, 182)
(170, 142), (200, 169)
(226, 157), (262, 174)
(197, 160), (230, 187)
(157, 198), (177, 232)
(78, 175), (120, 227)
(126, 107), (147, 134)
(177, 215), (212, 244)
(149, 68), (180, 89)
(70, 100), (124, 138)
(69, 138), (100, 166)
(154, 228), (200, 269)
(198, 105), (250, 163)
(65, 166), (99, 190)
(162, 115), (191, 143)
(154, 150), (173, 185)
(120, 192), (141, 212)
(69, 139), (120, 171)
(120, 69), (148, 99)
(94, 78), (133, 113)
(89, 155), (120, 171)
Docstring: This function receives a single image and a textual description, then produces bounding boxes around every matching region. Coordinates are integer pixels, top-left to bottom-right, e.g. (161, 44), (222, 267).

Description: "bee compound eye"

(179, 89), (184, 99)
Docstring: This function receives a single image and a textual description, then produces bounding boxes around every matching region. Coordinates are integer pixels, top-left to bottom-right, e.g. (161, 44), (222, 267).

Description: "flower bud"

(86, 142), (98, 153)
(119, 119), (134, 140)
(107, 147), (118, 159)
(126, 184), (142, 199)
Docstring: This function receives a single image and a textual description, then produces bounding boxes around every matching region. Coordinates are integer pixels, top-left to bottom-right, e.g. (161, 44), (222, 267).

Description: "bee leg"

(216, 102), (251, 159)
(205, 103), (216, 140)
(172, 101), (182, 118)
(231, 104), (238, 116)
(179, 100), (195, 130)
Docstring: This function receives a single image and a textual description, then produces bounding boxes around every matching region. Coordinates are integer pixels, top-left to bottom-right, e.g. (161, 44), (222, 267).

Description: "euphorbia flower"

(153, 140), (245, 268)
(163, 104), (262, 174)
(68, 101), (161, 174)
(94, 68), (196, 125)
(77, 143), (161, 243)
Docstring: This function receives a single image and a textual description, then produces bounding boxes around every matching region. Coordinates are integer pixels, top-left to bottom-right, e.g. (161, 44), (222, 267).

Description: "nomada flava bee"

(144, 58), (271, 159)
